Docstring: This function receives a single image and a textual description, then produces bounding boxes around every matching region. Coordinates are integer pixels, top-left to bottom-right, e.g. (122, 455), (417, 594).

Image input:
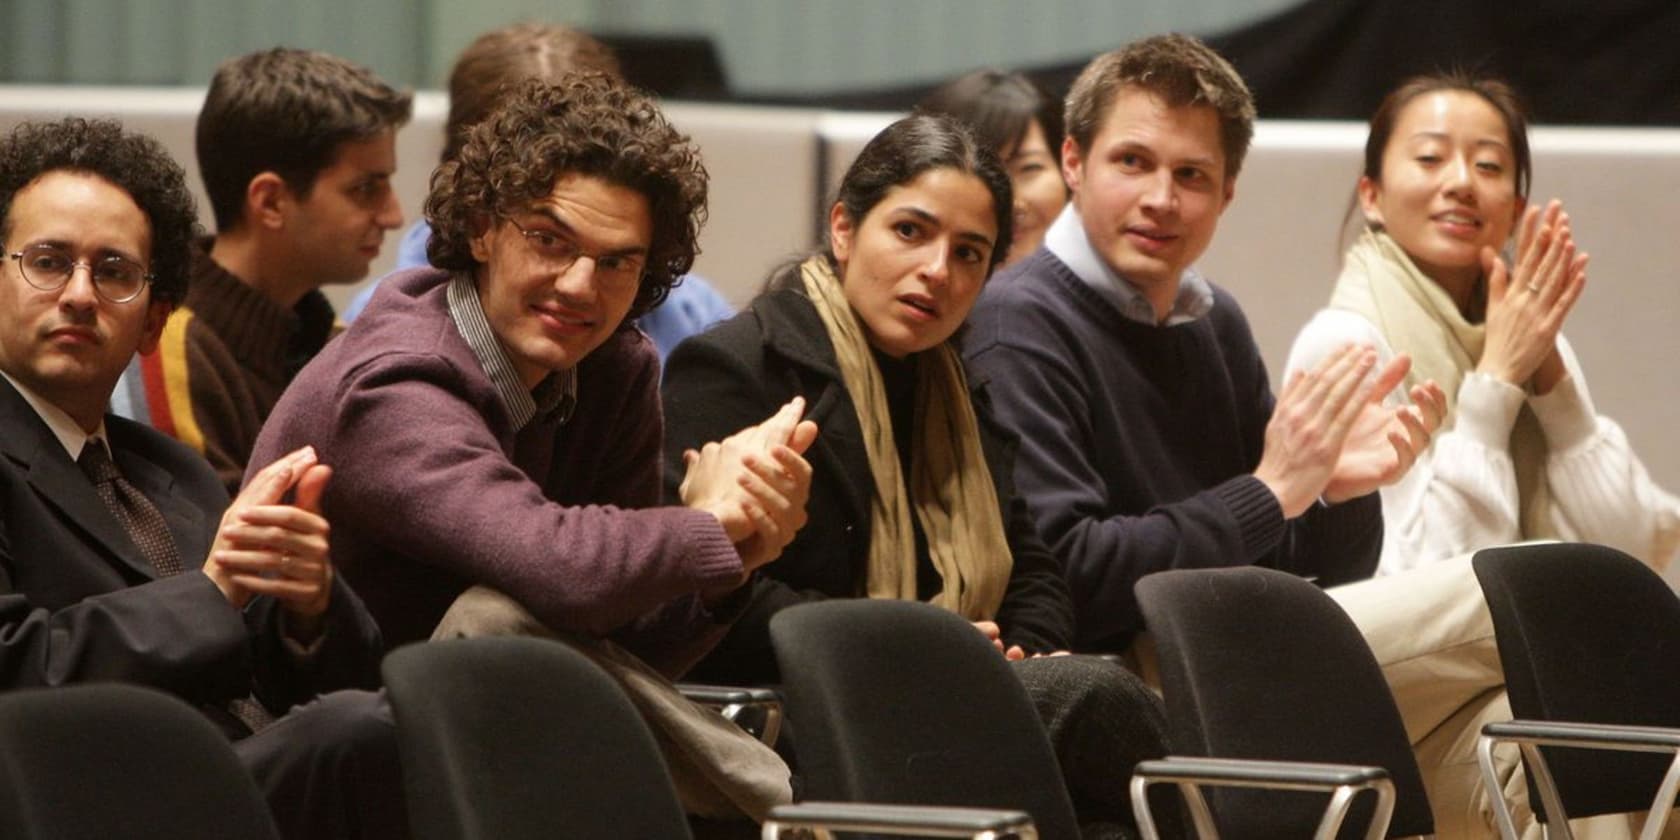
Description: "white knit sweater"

(1287, 307), (1680, 577)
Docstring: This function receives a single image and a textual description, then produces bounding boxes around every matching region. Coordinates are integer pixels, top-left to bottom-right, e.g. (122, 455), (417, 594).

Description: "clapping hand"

(205, 446), (336, 640)
(680, 398), (819, 593)
(1479, 200), (1588, 394)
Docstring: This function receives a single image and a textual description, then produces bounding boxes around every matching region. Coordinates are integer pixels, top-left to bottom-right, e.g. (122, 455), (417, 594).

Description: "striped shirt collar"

(1044, 204), (1214, 326)
(446, 273), (576, 430)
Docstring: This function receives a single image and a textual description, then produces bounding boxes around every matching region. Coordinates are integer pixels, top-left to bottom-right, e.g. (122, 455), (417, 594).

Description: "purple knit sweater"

(248, 268), (743, 674)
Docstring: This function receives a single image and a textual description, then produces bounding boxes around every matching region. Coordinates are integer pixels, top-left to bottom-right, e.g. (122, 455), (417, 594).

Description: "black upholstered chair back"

(382, 636), (693, 840)
(0, 683), (282, 840)
(1135, 566), (1433, 839)
(768, 599), (1081, 838)
(1473, 542), (1680, 820)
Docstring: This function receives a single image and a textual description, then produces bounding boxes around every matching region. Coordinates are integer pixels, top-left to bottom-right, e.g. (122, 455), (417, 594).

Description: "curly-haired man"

(340, 23), (737, 367)
(249, 76), (816, 819)
(0, 117), (404, 840)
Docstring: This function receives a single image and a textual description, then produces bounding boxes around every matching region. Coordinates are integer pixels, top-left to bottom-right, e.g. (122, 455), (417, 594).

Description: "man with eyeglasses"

(250, 77), (815, 819)
(0, 117), (407, 840)
(120, 48), (411, 494)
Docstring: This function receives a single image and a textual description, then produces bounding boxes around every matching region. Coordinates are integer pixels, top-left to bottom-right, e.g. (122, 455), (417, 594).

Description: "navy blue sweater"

(963, 250), (1381, 651)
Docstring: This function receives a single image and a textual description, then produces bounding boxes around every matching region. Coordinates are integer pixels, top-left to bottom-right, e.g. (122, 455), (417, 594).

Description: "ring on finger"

(1527, 282), (1543, 294)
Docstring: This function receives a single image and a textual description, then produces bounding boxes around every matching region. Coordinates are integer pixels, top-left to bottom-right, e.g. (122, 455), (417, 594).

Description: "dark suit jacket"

(662, 287), (1074, 685)
(0, 376), (383, 730)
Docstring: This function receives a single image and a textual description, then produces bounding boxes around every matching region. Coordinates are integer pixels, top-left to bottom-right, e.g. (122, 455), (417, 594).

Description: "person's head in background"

(197, 47), (412, 299)
(918, 70), (1064, 267)
(440, 22), (623, 164)
(1356, 71), (1532, 307)
(818, 113), (1013, 358)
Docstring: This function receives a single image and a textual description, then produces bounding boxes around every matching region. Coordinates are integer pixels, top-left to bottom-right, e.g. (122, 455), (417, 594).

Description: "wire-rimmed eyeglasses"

(9, 243), (154, 304)
(499, 215), (646, 291)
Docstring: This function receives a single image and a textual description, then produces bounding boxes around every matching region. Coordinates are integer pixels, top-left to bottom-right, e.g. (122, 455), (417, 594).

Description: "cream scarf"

(1330, 229), (1553, 540)
(799, 256), (1012, 619)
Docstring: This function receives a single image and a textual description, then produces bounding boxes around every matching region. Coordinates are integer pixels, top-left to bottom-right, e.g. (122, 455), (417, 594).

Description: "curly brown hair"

(425, 74), (707, 320)
(0, 118), (200, 306)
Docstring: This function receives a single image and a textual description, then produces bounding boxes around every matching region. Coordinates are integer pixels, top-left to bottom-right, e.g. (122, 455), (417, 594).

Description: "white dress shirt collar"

(1043, 204), (1214, 326)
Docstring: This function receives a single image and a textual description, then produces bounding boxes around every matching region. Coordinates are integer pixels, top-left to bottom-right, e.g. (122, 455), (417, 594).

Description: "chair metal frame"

(768, 600), (1083, 839)
(1477, 721), (1680, 840)
(763, 802), (1036, 839)
(1133, 565), (1434, 840)
(1472, 543), (1680, 840)
(679, 683), (782, 746)
(1131, 756), (1396, 840)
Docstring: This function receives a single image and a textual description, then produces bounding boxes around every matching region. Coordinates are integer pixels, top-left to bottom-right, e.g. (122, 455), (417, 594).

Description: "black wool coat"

(661, 286), (1074, 685)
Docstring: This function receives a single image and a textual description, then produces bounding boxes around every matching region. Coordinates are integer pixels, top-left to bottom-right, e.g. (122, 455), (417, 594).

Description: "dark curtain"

(1206, 0), (1680, 125)
(744, 0), (1680, 126)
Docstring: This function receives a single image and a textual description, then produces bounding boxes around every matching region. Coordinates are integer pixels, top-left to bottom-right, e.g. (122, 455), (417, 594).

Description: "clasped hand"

(1256, 344), (1446, 518)
(679, 397), (819, 592)
(204, 445), (336, 640)
(1478, 199), (1588, 394)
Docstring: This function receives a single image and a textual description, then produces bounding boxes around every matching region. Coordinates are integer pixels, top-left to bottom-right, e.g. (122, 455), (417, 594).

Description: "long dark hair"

(768, 113), (1013, 292)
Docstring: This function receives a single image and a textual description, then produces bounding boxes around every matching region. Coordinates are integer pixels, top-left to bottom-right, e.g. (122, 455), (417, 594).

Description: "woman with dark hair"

(1286, 72), (1680, 575)
(663, 113), (1173, 839)
(918, 69), (1067, 266)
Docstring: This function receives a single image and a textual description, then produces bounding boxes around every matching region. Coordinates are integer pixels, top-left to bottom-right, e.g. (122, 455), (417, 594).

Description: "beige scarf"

(798, 256), (1012, 620)
(1330, 229), (1553, 540)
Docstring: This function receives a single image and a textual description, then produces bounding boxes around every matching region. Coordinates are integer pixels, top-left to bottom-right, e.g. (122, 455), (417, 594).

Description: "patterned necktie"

(78, 440), (275, 734)
(78, 441), (185, 577)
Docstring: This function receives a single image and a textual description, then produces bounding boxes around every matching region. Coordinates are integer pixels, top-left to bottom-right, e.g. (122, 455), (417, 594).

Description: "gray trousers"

(1013, 655), (1178, 840)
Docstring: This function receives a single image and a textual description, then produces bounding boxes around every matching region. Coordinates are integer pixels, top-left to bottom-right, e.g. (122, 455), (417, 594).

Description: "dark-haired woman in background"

(918, 69), (1068, 266)
(663, 113), (1174, 839)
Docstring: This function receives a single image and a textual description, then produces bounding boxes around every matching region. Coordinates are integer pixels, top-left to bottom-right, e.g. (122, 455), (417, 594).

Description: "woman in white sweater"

(1286, 72), (1680, 576)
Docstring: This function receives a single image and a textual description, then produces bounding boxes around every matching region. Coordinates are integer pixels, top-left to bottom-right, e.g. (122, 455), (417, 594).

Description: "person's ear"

(135, 299), (172, 356)
(1221, 177), (1236, 212)
(248, 172), (288, 231)
(468, 213), (495, 263)
(1060, 135), (1084, 194)
(828, 202), (855, 267)
(1356, 175), (1386, 228)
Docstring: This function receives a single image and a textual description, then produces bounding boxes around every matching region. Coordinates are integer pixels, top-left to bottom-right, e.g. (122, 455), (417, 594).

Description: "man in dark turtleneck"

(129, 47), (411, 493)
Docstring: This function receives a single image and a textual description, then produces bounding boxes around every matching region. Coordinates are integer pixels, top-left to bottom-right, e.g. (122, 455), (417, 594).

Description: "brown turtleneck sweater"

(139, 240), (337, 493)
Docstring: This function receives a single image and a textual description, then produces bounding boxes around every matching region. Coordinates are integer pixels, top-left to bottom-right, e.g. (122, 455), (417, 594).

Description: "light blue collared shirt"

(1042, 204), (1214, 326)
